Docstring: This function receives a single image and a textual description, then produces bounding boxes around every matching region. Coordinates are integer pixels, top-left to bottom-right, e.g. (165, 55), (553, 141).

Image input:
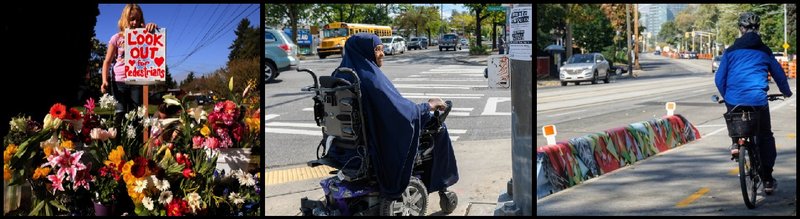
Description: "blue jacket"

(715, 32), (793, 106)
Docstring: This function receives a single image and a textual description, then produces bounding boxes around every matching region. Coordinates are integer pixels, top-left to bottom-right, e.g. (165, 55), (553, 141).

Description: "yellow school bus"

(317, 22), (392, 59)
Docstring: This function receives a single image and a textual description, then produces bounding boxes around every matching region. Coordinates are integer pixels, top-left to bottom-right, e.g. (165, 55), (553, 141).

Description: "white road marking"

(394, 84), (487, 89)
(481, 97), (512, 116)
(547, 109), (587, 117)
(266, 122), (320, 128)
(265, 114), (281, 121)
(265, 127), (322, 136)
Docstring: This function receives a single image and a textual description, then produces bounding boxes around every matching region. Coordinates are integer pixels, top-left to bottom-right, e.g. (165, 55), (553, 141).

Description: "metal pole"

(784, 4), (788, 58)
(626, 4), (632, 73)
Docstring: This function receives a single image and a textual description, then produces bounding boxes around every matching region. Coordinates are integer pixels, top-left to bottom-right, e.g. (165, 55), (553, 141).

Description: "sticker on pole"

(124, 28), (166, 85)
(666, 102), (676, 116)
(542, 125), (557, 145)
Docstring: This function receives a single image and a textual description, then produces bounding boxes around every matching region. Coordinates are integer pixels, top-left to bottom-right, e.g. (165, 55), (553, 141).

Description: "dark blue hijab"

(334, 33), (423, 198)
(334, 33), (459, 198)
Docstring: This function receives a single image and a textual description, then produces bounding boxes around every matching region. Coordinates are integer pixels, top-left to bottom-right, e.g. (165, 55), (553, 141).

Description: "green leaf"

(49, 200), (68, 211)
(45, 203), (52, 216)
(30, 200), (45, 216)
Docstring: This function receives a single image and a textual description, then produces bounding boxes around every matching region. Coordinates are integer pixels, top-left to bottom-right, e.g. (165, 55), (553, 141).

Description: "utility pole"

(626, 4), (633, 74)
(634, 4), (640, 70)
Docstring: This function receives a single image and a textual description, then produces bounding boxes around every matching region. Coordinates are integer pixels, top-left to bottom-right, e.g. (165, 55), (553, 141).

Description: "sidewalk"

(265, 138), (513, 216)
(455, 54), (490, 65)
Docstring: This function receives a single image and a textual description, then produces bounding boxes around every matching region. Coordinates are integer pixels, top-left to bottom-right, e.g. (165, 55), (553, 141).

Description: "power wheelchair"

(296, 67), (459, 216)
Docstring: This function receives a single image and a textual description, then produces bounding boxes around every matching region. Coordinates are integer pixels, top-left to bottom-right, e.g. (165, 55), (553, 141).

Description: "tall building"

(643, 4), (687, 40)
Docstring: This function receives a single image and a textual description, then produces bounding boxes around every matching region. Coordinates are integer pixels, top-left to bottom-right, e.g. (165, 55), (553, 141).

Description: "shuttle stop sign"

(542, 125), (557, 145)
(666, 102), (676, 116)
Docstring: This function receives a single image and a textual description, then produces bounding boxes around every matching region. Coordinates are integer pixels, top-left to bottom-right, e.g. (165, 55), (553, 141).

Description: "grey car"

(560, 53), (611, 86)
(407, 37), (428, 50)
(264, 27), (299, 83)
(712, 55), (722, 73)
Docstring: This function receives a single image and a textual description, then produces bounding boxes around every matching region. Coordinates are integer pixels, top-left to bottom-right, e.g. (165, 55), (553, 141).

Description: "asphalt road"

(266, 47), (511, 168)
(536, 53), (797, 215)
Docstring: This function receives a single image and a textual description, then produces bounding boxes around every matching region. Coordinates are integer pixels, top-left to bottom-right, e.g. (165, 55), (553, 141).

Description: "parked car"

(773, 52), (788, 62)
(460, 38), (469, 47)
(559, 53), (611, 86)
(407, 37), (428, 50)
(439, 34), (461, 51)
(654, 50), (661, 55)
(430, 39), (438, 46)
(264, 27), (299, 83)
(688, 52), (698, 59)
(380, 36), (406, 55)
(712, 55), (722, 73)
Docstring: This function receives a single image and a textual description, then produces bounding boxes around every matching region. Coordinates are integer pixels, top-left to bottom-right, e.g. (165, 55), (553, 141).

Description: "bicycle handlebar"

(712, 94), (786, 104)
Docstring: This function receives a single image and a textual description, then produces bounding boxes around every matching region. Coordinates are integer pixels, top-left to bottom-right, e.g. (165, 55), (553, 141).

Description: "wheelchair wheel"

(438, 190), (458, 214)
(379, 177), (428, 216)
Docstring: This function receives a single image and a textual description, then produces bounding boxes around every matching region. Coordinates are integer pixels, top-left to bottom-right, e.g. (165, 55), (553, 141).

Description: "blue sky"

(96, 4), (260, 83)
(410, 4), (469, 19)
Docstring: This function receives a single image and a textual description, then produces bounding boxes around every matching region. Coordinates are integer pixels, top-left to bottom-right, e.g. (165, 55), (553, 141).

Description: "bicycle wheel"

(738, 145), (758, 209)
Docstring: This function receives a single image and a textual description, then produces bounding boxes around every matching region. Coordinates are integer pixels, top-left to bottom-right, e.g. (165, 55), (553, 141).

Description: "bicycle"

(711, 93), (784, 209)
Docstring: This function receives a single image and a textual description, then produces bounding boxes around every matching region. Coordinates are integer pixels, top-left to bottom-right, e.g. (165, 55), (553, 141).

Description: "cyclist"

(714, 12), (793, 194)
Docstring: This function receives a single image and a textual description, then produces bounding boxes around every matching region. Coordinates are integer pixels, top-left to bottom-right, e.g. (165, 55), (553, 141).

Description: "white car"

(380, 36), (406, 55)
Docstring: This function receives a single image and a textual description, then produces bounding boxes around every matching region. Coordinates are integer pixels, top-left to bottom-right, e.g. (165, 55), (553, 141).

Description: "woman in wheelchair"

(328, 33), (459, 202)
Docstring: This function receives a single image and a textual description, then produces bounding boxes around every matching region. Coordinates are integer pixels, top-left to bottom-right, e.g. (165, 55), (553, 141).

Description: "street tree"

(264, 4), (314, 45)
(465, 3), (491, 47)
(228, 18), (260, 61)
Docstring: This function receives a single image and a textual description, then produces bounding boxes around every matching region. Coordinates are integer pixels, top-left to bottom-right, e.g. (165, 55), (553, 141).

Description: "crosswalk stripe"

(450, 136), (460, 141)
(302, 108), (313, 111)
(266, 122), (320, 128)
(266, 114), (280, 121)
(402, 93), (484, 97)
(427, 69), (484, 72)
(403, 96), (481, 99)
(394, 78), (486, 82)
(448, 112), (470, 117)
(448, 129), (467, 134)
(266, 127), (322, 136)
(395, 84), (487, 89)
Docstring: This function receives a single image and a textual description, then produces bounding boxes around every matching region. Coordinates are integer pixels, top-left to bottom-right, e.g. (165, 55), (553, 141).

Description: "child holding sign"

(101, 4), (158, 125)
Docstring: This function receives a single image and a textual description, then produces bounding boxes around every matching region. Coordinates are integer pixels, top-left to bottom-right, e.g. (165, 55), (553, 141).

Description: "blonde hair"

(117, 4), (145, 33)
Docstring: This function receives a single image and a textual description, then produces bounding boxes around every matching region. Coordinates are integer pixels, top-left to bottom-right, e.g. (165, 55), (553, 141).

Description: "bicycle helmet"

(738, 12), (760, 31)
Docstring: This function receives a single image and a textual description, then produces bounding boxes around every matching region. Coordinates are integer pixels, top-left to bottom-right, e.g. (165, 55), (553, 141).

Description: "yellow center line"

(788, 133), (796, 139)
(729, 168), (738, 175)
(676, 187), (710, 208)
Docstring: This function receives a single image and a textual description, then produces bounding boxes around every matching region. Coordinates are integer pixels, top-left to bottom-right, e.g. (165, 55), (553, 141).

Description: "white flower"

(134, 179), (148, 193)
(158, 191), (173, 205)
(155, 179), (170, 192)
(43, 114), (62, 130)
(142, 197), (154, 211)
(125, 110), (136, 121)
(126, 125), (136, 139)
(137, 106), (147, 119)
(107, 128), (117, 139)
(228, 192), (244, 205)
(99, 93), (118, 110)
(185, 192), (202, 213)
(239, 173), (256, 187)
(188, 106), (207, 123)
(164, 98), (181, 107)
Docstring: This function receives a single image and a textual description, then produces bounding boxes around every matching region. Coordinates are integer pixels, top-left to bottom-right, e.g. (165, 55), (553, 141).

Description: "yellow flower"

(122, 160), (134, 183)
(42, 145), (54, 157)
(4, 165), (12, 181)
(200, 125), (211, 137)
(60, 140), (74, 151)
(32, 167), (51, 180)
(105, 146), (125, 167)
(245, 117), (260, 133)
(4, 144), (18, 163)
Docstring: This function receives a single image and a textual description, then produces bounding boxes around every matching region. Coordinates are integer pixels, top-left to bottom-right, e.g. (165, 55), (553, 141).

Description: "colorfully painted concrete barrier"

(537, 114), (701, 199)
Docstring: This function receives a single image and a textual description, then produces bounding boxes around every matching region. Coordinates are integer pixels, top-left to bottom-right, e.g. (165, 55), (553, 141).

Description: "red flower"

(50, 103), (67, 119)
(182, 168), (194, 179)
(167, 198), (188, 216)
(175, 153), (192, 169)
(68, 108), (82, 120)
(131, 157), (149, 178)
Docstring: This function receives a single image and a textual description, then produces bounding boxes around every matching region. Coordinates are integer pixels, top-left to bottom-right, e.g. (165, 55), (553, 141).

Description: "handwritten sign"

(124, 28), (166, 85)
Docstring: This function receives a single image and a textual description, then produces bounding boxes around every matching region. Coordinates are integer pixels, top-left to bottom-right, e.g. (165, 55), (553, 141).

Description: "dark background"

(1, 2), (99, 136)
